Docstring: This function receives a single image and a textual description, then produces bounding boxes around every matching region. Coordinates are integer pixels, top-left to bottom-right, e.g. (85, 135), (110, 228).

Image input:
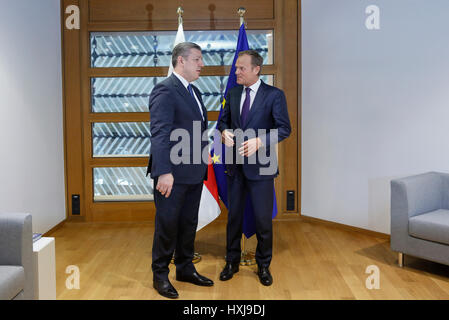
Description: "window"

(93, 167), (153, 201)
(90, 29), (274, 202)
(91, 75), (273, 113)
(91, 30), (273, 67)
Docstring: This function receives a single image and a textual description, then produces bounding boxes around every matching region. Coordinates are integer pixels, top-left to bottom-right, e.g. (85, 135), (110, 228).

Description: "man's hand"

(239, 137), (263, 157)
(221, 130), (235, 147)
(156, 173), (174, 198)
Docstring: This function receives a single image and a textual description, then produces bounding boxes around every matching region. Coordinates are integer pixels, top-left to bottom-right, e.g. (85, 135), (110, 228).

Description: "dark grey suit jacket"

(147, 74), (208, 184)
(217, 80), (291, 180)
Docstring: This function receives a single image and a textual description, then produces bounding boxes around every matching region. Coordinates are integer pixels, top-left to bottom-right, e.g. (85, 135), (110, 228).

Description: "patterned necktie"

(240, 87), (251, 126)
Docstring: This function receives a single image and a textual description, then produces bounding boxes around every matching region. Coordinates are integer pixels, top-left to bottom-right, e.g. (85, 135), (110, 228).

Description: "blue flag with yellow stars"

(211, 24), (278, 238)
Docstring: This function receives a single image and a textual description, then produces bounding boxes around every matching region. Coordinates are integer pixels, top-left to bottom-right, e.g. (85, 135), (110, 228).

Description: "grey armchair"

(0, 213), (35, 300)
(391, 172), (449, 267)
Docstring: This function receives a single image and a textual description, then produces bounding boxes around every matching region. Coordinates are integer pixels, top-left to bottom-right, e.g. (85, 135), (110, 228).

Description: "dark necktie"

(187, 84), (195, 99)
(187, 84), (204, 121)
(240, 87), (251, 126)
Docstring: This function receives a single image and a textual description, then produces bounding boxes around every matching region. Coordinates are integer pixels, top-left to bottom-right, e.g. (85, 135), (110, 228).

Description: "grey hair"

(172, 42), (202, 68)
(238, 50), (263, 76)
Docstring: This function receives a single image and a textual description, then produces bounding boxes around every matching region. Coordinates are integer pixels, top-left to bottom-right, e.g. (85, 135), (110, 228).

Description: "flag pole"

(238, 7), (246, 28)
(177, 6), (184, 26)
(188, 4), (200, 264)
(237, 7), (256, 267)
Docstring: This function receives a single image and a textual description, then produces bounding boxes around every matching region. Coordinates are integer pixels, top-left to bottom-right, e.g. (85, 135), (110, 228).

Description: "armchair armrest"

(0, 213), (32, 265)
(441, 173), (449, 210)
(0, 213), (34, 299)
(392, 172), (443, 218)
(390, 172), (443, 252)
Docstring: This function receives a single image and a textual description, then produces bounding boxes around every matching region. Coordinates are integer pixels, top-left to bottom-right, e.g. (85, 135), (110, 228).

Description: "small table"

(33, 237), (56, 300)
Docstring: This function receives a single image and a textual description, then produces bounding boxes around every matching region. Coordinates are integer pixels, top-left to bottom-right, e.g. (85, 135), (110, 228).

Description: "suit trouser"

(226, 166), (274, 268)
(151, 178), (203, 281)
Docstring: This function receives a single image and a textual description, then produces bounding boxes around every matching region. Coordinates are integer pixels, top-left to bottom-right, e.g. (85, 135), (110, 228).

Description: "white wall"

(302, 0), (449, 234)
(0, 0), (65, 233)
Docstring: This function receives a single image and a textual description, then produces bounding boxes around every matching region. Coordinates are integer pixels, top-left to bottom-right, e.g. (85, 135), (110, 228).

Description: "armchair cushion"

(0, 266), (25, 300)
(409, 209), (449, 245)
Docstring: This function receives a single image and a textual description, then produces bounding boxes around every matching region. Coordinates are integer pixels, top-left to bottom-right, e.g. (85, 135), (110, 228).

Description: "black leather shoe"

(153, 280), (179, 299)
(219, 262), (240, 281)
(257, 267), (273, 286)
(176, 271), (214, 287)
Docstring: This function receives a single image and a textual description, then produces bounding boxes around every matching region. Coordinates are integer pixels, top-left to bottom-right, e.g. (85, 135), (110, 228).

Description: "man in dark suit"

(147, 42), (213, 299)
(217, 50), (291, 286)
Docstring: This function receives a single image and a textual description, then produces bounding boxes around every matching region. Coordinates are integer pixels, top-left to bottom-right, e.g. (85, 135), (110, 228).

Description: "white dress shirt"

(173, 71), (204, 120)
(239, 78), (261, 115)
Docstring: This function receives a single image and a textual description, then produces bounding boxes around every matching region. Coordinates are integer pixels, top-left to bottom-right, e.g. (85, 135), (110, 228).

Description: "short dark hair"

(238, 50), (263, 75)
(172, 42), (202, 68)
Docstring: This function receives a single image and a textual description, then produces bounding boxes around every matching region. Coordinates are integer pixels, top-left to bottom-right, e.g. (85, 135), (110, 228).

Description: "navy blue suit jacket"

(146, 74), (208, 184)
(217, 80), (291, 180)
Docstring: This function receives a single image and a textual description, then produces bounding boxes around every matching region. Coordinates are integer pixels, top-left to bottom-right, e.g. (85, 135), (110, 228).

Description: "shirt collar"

(173, 71), (190, 88)
(245, 78), (261, 93)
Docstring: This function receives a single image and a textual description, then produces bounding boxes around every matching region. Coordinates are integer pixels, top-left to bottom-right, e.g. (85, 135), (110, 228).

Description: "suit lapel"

(171, 74), (190, 100)
(170, 75), (204, 121)
(244, 80), (266, 129)
(233, 85), (244, 128)
(193, 85), (208, 126)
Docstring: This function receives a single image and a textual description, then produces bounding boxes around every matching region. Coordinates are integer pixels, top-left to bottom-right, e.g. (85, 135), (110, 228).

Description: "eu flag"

(211, 24), (278, 238)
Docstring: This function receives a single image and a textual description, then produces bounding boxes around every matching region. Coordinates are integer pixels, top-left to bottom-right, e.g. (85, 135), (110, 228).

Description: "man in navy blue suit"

(147, 42), (213, 299)
(217, 50), (291, 286)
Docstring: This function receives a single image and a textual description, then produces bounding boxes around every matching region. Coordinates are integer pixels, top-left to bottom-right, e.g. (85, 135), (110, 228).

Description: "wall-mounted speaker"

(72, 194), (80, 215)
(287, 191), (295, 211)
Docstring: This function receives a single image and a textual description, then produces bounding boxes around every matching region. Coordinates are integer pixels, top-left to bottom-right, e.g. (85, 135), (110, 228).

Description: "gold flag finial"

(238, 7), (246, 27)
(177, 6), (184, 26)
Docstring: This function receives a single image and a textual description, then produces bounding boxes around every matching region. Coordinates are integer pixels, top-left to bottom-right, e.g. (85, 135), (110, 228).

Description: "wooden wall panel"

(280, 0), (298, 214)
(89, 0), (274, 22)
(62, 0), (300, 222)
(62, 0), (85, 220)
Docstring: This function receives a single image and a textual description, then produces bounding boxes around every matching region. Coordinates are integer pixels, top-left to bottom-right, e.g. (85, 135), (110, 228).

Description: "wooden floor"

(50, 218), (449, 300)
